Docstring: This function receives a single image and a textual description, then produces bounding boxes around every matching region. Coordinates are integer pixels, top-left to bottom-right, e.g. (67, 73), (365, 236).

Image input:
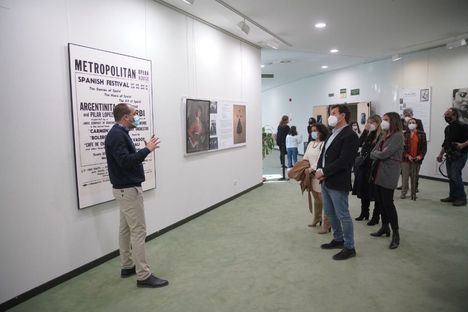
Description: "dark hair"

(289, 126), (298, 136)
(308, 117), (317, 124)
(312, 123), (329, 141)
(113, 103), (131, 121)
(350, 121), (361, 134)
(279, 115), (289, 126)
(448, 107), (460, 120)
(330, 104), (351, 123)
(384, 112), (403, 134)
(407, 118), (418, 129)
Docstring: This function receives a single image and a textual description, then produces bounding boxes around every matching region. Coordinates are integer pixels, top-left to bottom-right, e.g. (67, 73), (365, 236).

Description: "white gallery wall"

(262, 45), (468, 180)
(0, 0), (262, 303)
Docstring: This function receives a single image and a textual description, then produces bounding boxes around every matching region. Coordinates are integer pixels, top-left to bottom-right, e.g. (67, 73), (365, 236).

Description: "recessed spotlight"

(315, 22), (326, 29)
(330, 49), (339, 53)
(321, 65), (328, 69)
(260, 65), (265, 68)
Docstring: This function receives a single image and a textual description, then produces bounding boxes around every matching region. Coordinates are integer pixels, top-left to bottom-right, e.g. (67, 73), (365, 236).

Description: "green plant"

(262, 126), (275, 159)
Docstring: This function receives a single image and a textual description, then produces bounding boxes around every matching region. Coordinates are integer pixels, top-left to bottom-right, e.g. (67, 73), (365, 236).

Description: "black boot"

(370, 224), (390, 237)
(367, 215), (379, 226)
(355, 207), (369, 221)
(367, 205), (380, 226)
(389, 230), (400, 249)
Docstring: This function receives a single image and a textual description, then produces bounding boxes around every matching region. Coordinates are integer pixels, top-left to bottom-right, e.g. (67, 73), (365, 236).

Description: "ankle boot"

(311, 196), (323, 227)
(367, 216), (379, 226)
(318, 215), (331, 234)
(367, 207), (380, 226)
(389, 230), (400, 249)
(355, 208), (369, 221)
(370, 224), (390, 237)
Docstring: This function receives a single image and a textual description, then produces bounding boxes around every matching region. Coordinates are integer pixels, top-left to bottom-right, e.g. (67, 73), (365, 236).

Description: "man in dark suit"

(315, 105), (359, 260)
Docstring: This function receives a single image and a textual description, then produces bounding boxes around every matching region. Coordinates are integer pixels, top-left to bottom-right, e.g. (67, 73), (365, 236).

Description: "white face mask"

(328, 115), (338, 127)
(408, 123), (417, 130)
(369, 124), (377, 132)
(381, 120), (390, 130)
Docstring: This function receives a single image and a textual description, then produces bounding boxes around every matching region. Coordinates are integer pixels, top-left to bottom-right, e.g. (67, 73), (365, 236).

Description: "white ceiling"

(158, 0), (468, 91)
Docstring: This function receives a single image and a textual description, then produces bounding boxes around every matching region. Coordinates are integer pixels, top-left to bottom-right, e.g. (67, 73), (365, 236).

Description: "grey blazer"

(370, 132), (404, 189)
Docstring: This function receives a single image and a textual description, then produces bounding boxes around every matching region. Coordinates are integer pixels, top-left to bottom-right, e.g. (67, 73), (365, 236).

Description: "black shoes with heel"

(355, 210), (369, 221)
(389, 230), (400, 249)
(370, 224), (390, 237)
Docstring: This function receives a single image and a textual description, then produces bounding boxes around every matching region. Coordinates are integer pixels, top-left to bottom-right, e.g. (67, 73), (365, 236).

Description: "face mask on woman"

(381, 120), (390, 130)
(369, 124), (376, 132)
(408, 123), (417, 130)
(311, 132), (318, 140)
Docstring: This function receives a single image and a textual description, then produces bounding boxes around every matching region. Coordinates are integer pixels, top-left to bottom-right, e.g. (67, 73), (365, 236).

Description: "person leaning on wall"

(437, 107), (468, 207)
(105, 103), (169, 288)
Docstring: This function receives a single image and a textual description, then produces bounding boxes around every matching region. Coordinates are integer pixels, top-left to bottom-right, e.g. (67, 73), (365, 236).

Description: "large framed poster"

(398, 87), (432, 140)
(68, 43), (155, 209)
(185, 98), (246, 155)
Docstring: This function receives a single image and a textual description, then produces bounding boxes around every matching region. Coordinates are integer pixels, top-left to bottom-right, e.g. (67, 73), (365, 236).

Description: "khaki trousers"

(401, 162), (421, 196)
(113, 187), (151, 280)
(311, 190), (323, 226)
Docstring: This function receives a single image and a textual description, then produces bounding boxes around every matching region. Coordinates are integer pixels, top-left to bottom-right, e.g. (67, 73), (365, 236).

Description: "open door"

(357, 102), (371, 132)
(312, 105), (329, 125)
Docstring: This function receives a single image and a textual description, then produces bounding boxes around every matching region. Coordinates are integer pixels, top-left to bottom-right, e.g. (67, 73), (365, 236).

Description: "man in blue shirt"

(105, 103), (168, 288)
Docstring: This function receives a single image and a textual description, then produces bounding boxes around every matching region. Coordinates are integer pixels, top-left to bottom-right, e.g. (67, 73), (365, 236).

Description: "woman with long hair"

(302, 124), (331, 234)
(352, 115), (383, 225)
(286, 126), (302, 168)
(370, 112), (404, 249)
(276, 115), (290, 168)
(401, 118), (427, 200)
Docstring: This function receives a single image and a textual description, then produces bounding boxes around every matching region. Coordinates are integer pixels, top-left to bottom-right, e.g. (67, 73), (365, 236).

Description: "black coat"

(352, 130), (381, 199)
(317, 125), (359, 192)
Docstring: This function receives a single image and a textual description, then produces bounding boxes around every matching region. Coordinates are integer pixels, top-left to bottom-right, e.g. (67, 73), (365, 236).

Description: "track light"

(237, 19), (250, 35)
(181, 0), (194, 4)
(446, 39), (466, 49)
(392, 54), (402, 61)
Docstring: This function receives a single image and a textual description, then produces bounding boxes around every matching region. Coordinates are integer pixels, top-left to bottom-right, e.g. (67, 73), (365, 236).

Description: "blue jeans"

(321, 183), (355, 249)
(446, 153), (467, 201)
(287, 147), (298, 168)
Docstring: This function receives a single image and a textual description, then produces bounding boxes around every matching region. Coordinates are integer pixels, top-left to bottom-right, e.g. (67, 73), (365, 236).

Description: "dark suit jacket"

(317, 125), (359, 192)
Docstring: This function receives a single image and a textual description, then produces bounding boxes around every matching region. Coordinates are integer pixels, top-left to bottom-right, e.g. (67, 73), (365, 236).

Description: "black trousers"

(374, 184), (399, 230)
(279, 145), (287, 167)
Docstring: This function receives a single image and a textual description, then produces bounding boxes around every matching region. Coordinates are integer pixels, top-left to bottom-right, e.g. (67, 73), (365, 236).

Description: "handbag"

(369, 159), (380, 182)
(354, 155), (365, 168)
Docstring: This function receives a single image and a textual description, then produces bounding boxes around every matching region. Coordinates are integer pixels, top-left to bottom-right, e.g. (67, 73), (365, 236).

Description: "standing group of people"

(282, 105), (467, 261)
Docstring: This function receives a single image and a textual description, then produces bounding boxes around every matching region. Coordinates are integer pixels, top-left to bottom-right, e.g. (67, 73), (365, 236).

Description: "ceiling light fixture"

(321, 65), (328, 69)
(446, 38), (466, 49)
(260, 64), (265, 68)
(330, 49), (339, 53)
(237, 19), (250, 35)
(315, 22), (326, 29)
(181, 0), (194, 4)
(392, 54), (402, 61)
(214, 0), (292, 47)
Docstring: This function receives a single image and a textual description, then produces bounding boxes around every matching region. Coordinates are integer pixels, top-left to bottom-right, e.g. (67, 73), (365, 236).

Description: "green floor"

(9, 151), (468, 312)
